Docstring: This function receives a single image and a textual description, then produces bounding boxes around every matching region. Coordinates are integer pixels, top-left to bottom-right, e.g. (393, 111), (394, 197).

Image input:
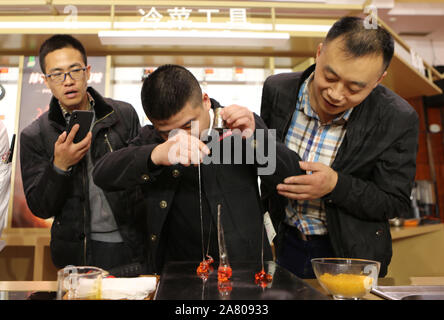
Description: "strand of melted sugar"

(198, 161), (205, 261)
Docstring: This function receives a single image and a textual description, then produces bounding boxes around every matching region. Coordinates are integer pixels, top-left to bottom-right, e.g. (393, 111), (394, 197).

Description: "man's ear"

(42, 74), (49, 89)
(202, 93), (211, 111)
(85, 65), (91, 83)
(316, 42), (323, 60)
(41, 74), (50, 89)
(374, 70), (387, 88)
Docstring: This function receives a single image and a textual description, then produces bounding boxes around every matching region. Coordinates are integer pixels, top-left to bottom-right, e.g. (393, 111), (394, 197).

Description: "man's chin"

(59, 99), (84, 111)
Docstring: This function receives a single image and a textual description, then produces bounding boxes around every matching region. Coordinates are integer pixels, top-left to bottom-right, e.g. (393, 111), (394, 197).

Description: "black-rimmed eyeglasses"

(45, 67), (87, 84)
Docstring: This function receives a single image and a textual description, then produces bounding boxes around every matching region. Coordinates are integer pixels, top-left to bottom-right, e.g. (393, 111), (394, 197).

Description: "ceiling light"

(0, 22), (111, 29)
(98, 30), (290, 47)
(275, 24), (332, 32)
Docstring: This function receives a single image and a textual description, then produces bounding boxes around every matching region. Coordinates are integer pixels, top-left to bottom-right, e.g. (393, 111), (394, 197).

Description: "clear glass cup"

(57, 266), (109, 300)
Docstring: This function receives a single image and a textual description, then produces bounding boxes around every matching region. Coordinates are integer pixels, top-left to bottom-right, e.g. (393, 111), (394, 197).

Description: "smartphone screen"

(66, 110), (94, 143)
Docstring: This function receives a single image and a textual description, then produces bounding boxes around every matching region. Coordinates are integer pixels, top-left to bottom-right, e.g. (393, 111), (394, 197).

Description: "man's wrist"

(150, 145), (161, 166)
(330, 170), (338, 193)
(53, 162), (72, 175)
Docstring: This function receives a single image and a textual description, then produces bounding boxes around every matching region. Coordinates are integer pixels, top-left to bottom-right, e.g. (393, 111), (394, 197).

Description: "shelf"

(390, 223), (443, 240)
(382, 54), (443, 99)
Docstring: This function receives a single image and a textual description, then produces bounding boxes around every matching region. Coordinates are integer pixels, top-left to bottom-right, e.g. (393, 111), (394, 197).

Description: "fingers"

(277, 174), (318, 201)
(75, 131), (92, 149)
(177, 142), (197, 166)
(277, 190), (311, 201)
(221, 105), (245, 122)
(175, 133), (209, 157)
(223, 107), (253, 127)
(76, 133), (92, 154)
(220, 105), (255, 133)
(277, 182), (314, 200)
(73, 146), (90, 163)
(299, 161), (325, 172)
(277, 163), (338, 200)
(197, 139), (210, 157)
(178, 136), (209, 165)
(163, 131), (210, 166)
(55, 131), (67, 146)
(283, 175), (313, 185)
(277, 183), (311, 194)
(53, 129), (90, 171)
(65, 124), (80, 144)
(64, 130), (91, 156)
(231, 117), (252, 132)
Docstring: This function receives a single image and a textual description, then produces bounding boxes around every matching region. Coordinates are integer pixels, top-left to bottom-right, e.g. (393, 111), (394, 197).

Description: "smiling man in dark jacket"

(260, 17), (419, 278)
(20, 35), (145, 275)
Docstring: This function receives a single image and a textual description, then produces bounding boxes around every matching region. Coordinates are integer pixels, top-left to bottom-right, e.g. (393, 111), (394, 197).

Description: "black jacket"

(20, 87), (145, 269)
(93, 99), (303, 274)
(260, 65), (419, 276)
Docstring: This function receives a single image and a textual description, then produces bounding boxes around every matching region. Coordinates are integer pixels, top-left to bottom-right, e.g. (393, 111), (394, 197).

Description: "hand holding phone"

(53, 110), (93, 171)
(66, 110), (94, 143)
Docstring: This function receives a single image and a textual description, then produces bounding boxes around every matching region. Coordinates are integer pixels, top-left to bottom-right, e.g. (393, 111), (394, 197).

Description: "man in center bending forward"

(93, 64), (304, 273)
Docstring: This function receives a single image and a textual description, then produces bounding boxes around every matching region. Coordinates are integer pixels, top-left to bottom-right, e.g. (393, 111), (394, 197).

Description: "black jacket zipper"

(104, 133), (114, 152)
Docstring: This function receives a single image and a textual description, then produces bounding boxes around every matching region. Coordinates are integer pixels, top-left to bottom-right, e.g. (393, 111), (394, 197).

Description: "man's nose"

(63, 73), (75, 85)
(327, 83), (344, 102)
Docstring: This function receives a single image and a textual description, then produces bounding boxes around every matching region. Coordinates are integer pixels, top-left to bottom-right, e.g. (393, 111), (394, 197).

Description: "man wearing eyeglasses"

(20, 35), (145, 276)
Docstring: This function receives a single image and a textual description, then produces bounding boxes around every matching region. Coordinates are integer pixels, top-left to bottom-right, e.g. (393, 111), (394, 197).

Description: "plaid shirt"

(284, 73), (352, 235)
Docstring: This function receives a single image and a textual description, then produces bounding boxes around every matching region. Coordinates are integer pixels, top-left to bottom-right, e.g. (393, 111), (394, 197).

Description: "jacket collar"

(48, 87), (115, 130)
(279, 64), (316, 140)
(298, 64), (316, 92)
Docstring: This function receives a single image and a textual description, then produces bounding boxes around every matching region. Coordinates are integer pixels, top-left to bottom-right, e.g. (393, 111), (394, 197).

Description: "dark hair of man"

(324, 16), (394, 72)
(141, 64), (203, 121)
(39, 34), (87, 74)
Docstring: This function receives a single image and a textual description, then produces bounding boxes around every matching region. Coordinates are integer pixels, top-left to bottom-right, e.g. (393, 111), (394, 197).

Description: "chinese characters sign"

(139, 7), (249, 29)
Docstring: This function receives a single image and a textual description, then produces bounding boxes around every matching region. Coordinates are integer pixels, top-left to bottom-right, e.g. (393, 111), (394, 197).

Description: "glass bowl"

(311, 258), (380, 300)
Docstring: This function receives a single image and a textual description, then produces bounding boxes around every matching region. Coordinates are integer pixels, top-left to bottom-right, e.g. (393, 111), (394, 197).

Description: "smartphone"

(66, 110), (94, 143)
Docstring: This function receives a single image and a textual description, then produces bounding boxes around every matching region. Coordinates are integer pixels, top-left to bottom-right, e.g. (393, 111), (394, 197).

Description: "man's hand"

(276, 161), (338, 200)
(151, 130), (210, 166)
(220, 104), (255, 138)
(53, 124), (92, 171)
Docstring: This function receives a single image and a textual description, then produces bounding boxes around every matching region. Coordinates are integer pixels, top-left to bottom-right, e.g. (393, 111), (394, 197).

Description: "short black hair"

(141, 64), (202, 121)
(39, 34), (87, 74)
(325, 16), (394, 71)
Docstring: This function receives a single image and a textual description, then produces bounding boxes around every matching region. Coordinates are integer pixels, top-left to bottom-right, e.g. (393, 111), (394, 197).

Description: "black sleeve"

(324, 111), (419, 222)
(252, 113), (304, 188)
(93, 128), (164, 191)
(20, 128), (72, 219)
